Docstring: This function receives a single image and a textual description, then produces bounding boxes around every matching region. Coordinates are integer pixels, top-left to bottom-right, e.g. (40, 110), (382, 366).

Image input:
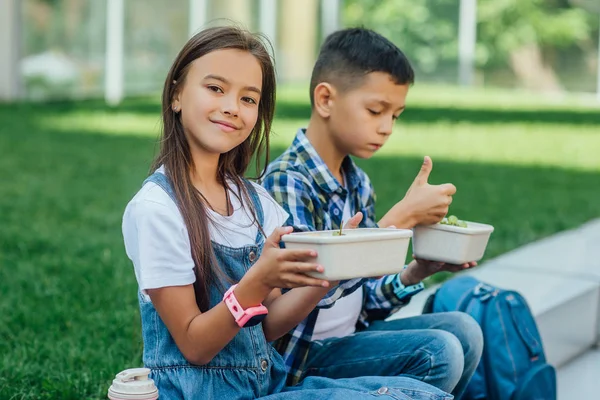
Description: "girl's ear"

(172, 80), (182, 113)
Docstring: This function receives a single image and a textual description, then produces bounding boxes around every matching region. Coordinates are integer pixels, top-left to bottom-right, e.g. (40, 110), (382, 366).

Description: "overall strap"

(143, 172), (177, 203)
(241, 179), (265, 243)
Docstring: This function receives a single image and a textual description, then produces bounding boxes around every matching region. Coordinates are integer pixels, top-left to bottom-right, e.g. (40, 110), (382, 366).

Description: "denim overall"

(136, 172), (453, 400)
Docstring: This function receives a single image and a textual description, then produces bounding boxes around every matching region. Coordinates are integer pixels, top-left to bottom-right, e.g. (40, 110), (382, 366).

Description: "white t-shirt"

(122, 167), (288, 295)
(312, 179), (363, 341)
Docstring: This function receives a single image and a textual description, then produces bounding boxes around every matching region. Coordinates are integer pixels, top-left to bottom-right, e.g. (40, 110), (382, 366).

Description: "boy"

(262, 28), (483, 400)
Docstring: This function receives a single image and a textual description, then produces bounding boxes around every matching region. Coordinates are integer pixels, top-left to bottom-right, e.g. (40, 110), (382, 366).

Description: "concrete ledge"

(485, 219), (600, 281)
(557, 349), (600, 399)
(484, 218), (600, 345)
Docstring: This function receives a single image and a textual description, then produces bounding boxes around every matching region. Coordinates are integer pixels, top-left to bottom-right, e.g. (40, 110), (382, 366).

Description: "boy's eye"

(392, 114), (400, 121)
(207, 85), (224, 93)
(242, 96), (257, 105)
(368, 109), (381, 116)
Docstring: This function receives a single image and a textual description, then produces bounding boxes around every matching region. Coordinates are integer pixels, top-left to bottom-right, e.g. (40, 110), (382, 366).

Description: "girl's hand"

(250, 227), (330, 290)
(343, 212), (363, 229)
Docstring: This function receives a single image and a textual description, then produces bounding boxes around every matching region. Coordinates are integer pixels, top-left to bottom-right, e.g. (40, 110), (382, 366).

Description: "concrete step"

(557, 349), (600, 400)
(484, 218), (600, 281)
(483, 218), (600, 345)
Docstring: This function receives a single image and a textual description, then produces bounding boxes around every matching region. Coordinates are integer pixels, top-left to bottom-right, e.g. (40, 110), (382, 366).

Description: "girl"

(122, 26), (452, 400)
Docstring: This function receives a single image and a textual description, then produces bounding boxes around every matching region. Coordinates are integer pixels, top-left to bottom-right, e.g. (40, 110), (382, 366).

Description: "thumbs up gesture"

(378, 156), (456, 229)
(411, 155), (436, 187)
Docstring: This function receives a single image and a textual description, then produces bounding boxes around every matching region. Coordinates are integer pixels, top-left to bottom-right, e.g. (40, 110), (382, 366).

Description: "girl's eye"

(392, 114), (400, 120)
(208, 85), (224, 93)
(242, 97), (257, 105)
(368, 109), (381, 116)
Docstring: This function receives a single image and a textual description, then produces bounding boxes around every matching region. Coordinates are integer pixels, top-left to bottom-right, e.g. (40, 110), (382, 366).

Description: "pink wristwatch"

(223, 284), (268, 328)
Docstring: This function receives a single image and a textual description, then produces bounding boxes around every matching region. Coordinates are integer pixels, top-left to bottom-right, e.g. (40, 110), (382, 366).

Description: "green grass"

(1, 85), (599, 399)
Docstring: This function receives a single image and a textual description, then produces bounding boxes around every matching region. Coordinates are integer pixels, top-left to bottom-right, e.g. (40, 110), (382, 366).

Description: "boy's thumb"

(413, 156), (433, 186)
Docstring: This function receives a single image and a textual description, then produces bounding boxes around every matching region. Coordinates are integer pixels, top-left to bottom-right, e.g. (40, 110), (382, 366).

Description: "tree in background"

(344, 0), (599, 92)
(345, 0), (461, 82)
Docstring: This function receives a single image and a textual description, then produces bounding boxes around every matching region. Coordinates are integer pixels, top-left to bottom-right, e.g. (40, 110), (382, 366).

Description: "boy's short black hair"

(310, 27), (414, 106)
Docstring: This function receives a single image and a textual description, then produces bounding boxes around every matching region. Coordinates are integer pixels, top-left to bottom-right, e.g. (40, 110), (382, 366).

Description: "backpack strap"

(505, 292), (542, 359)
(458, 281), (498, 312)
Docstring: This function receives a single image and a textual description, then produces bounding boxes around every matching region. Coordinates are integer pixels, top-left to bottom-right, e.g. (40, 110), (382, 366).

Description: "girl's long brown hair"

(151, 26), (276, 312)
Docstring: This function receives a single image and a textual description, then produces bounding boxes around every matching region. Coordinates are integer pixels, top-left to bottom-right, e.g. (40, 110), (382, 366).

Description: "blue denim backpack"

(423, 276), (556, 400)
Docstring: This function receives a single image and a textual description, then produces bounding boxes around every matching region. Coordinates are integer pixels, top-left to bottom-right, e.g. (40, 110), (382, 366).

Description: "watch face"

(244, 313), (267, 327)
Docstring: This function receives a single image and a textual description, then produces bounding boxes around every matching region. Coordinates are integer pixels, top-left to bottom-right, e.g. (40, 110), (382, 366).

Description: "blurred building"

(0, 0), (598, 103)
(0, 0), (339, 103)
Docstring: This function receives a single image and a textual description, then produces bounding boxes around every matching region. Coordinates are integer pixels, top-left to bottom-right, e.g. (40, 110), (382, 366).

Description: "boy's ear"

(313, 82), (336, 119)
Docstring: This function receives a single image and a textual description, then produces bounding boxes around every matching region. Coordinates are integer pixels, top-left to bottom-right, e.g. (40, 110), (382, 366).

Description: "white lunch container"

(281, 228), (413, 280)
(412, 221), (494, 265)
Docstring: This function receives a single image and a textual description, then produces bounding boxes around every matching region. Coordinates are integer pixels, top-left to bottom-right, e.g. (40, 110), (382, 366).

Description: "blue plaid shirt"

(261, 128), (423, 384)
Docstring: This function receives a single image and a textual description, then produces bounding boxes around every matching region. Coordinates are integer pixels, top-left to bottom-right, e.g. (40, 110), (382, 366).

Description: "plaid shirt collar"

(292, 128), (364, 196)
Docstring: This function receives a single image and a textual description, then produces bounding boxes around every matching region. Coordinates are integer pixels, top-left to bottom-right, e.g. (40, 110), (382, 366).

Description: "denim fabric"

(301, 312), (483, 400)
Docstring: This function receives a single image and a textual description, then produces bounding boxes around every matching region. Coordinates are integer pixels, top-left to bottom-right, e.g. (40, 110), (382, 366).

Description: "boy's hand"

(379, 156), (456, 229)
(400, 256), (478, 286)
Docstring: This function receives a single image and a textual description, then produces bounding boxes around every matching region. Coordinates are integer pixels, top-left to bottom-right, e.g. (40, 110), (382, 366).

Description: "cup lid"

(108, 368), (158, 399)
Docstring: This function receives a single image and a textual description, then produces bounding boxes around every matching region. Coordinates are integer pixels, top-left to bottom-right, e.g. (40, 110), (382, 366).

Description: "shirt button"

(333, 209), (340, 216)
(377, 387), (389, 394)
(260, 359), (268, 371)
(248, 251), (256, 262)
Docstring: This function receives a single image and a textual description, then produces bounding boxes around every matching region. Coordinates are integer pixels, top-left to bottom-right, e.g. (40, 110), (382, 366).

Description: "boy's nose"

(378, 119), (394, 136)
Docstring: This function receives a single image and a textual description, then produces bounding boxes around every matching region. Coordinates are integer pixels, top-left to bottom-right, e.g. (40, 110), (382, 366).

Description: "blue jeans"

(300, 311), (483, 400)
(268, 375), (453, 399)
